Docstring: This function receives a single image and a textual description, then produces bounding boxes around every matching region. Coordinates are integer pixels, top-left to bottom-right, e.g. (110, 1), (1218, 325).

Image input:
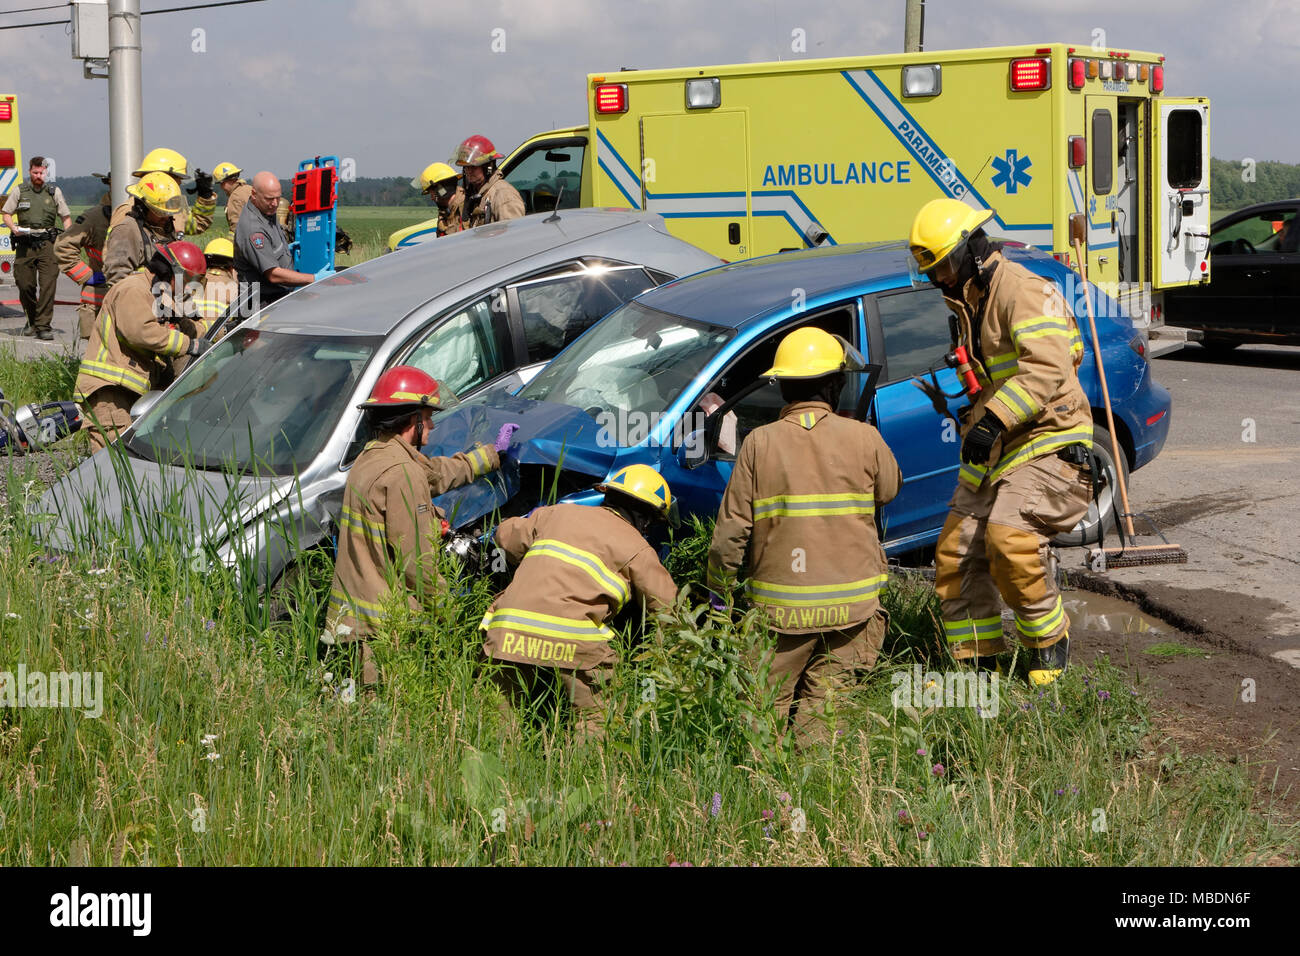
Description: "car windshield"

(126, 328), (379, 476)
(519, 301), (733, 421)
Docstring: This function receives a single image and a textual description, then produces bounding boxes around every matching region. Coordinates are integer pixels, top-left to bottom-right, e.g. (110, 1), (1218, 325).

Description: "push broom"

(1070, 234), (1187, 569)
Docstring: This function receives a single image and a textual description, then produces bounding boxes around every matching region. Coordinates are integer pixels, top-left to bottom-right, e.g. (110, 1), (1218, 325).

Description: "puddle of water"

(1060, 590), (1166, 636)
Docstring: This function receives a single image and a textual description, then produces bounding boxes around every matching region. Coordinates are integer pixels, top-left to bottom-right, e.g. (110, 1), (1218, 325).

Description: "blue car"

(425, 241), (1171, 555)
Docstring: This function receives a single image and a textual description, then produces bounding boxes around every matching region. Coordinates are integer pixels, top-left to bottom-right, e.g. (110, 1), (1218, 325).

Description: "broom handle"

(1071, 239), (1137, 541)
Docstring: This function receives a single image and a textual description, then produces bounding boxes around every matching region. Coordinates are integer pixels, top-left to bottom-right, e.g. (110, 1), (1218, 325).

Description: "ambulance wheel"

(1051, 425), (1127, 548)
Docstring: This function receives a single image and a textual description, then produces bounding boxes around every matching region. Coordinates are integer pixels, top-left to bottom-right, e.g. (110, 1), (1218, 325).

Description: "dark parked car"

(1163, 199), (1300, 351)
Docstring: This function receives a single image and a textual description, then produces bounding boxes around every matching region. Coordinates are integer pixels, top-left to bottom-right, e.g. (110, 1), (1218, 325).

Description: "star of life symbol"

(991, 149), (1033, 194)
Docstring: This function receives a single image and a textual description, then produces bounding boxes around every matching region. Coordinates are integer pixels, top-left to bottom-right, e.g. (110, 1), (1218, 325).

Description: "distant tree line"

(44, 161), (1300, 212)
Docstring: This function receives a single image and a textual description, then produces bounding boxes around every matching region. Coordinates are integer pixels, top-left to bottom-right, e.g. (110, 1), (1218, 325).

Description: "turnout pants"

(491, 659), (613, 740)
(936, 454), (1091, 660)
(767, 610), (887, 746)
(14, 240), (58, 330)
(81, 385), (137, 453)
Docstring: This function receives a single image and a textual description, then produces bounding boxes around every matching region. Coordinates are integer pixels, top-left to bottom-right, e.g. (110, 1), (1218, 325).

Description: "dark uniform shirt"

(234, 199), (293, 306)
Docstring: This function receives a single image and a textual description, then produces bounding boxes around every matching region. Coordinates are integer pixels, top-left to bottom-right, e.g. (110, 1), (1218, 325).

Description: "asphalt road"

(1062, 341), (1300, 667)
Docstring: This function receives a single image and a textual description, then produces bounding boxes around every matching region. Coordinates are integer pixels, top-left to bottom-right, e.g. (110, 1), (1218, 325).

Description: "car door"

(865, 284), (965, 549)
(660, 302), (860, 524)
(398, 292), (515, 403)
(1184, 206), (1292, 332)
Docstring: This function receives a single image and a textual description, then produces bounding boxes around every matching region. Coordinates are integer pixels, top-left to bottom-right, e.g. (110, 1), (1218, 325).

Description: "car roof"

(252, 209), (710, 335)
(639, 240), (1058, 329)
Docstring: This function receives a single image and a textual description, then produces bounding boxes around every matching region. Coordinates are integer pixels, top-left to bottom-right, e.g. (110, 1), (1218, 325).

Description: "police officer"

(411, 161), (465, 236)
(908, 198), (1093, 686)
(75, 241), (210, 452)
(707, 328), (901, 745)
(105, 147), (215, 239)
(451, 135), (525, 228)
(482, 464), (679, 738)
(102, 173), (187, 291)
(324, 366), (504, 688)
(234, 171), (318, 308)
(2, 157), (71, 340)
(54, 173), (112, 341)
(214, 161), (252, 233)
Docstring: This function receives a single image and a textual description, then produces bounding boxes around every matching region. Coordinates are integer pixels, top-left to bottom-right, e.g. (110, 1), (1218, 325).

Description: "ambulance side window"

(874, 287), (953, 384)
(1092, 109), (1113, 195)
(1166, 110), (1203, 189)
(505, 139), (586, 214)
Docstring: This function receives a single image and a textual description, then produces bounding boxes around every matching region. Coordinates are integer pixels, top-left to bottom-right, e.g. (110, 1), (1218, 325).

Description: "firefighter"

(105, 147), (215, 239)
(908, 198), (1093, 686)
(481, 464), (678, 739)
(102, 172), (189, 291)
(707, 328), (901, 745)
(1, 156), (72, 340)
(193, 238), (239, 339)
(451, 134), (525, 228)
(54, 173), (112, 341)
(324, 366), (505, 688)
(74, 240), (210, 453)
(214, 161), (252, 232)
(412, 161), (465, 236)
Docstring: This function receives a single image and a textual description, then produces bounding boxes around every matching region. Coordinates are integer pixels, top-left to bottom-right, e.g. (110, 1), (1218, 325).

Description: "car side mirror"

(677, 426), (712, 470)
(130, 389), (164, 422)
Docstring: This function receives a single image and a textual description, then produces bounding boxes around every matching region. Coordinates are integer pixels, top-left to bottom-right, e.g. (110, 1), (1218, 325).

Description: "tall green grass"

(0, 469), (1293, 866)
(0, 345), (80, 406)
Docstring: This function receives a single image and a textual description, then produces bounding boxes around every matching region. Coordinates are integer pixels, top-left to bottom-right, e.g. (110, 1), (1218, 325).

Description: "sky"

(0, 0), (1296, 181)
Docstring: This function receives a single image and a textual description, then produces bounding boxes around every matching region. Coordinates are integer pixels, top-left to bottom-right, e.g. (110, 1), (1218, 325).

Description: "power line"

(0, 0), (268, 32)
(0, 3), (69, 15)
(0, 16), (65, 29)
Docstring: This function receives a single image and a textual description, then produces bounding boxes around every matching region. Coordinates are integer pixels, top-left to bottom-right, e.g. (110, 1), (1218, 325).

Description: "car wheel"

(1051, 425), (1127, 548)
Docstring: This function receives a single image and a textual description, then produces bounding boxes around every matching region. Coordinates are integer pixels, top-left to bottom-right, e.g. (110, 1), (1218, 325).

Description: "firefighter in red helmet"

(451, 134), (525, 228)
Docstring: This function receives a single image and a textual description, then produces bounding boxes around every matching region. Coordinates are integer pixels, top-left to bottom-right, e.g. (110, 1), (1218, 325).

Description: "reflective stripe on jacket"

(74, 271), (191, 401)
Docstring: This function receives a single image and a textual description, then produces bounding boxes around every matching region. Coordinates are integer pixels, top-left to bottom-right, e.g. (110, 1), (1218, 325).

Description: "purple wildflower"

(1071, 786), (1079, 795)
(1097, 690), (1111, 701)
(916, 747), (927, 756)
(931, 763), (945, 777)
(897, 809), (911, 823)
(710, 792), (722, 818)
(763, 825), (773, 839)
(761, 808), (774, 820)
(777, 791), (791, 805)
(1056, 788), (1065, 796)
(204, 619), (215, 632)
(918, 830), (929, 840)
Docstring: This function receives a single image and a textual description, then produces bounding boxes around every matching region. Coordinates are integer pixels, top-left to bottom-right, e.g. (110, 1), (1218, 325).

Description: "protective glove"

(87, 271), (105, 286)
(495, 422), (520, 453)
(313, 266), (335, 281)
(705, 588), (727, 613)
(192, 168), (214, 197)
(187, 337), (213, 358)
(960, 411), (1005, 466)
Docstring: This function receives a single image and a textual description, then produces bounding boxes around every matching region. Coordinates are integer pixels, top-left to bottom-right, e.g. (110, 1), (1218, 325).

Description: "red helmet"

(160, 241), (206, 280)
(450, 134), (503, 168)
(358, 365), (443, 411)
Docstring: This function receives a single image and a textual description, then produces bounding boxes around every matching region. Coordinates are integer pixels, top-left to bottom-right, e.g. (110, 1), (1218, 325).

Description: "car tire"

(1051, 424), (1127, 548)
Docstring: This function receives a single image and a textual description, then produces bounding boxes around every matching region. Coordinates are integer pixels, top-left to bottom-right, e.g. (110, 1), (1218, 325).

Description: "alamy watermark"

(1, 665), (103, 718)
(891, 664), (998, 717)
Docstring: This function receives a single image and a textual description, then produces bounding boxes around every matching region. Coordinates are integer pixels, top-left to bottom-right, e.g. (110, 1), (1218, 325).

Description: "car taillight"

(1068, 58), (1086, 90)
(1068, 136), (1086, 168)
(0, 148), (14, 168)
(1151, 65), (1164, 93)
(1129, 333), (1147, 360)
(1009, 58), (1050, 91)
(594, 83), (628, 114)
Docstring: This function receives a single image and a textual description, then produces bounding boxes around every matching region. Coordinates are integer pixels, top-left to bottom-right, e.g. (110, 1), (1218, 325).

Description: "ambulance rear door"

(640, 111), (751, 260)
(1151, 98), (1210, 288)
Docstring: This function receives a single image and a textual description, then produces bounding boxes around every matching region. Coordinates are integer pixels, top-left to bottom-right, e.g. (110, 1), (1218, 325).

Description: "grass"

(0, 459), (1294, 866)
(1143, 642), (1207, 658)
(0, 345), (80, 406)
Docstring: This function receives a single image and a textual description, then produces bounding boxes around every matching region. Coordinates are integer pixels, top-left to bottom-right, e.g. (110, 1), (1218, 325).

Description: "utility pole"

(107, 0), (143, 207)
(904, 0), (925, 53)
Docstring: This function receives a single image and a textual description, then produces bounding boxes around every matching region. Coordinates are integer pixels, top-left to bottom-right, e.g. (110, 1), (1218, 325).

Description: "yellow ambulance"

(391, 43), (1209, 336)
(0, 94), (22, 291)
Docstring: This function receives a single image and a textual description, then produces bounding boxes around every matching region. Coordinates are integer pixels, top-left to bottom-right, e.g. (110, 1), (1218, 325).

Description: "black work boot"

(1028, 636), (1070, 687)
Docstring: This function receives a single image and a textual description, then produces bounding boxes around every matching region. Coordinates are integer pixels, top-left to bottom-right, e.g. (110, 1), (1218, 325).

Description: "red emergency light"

(1010, 58), (1050, 91)
(1151, 65), (1164, 93)
(594, 83), (628, 114)
(1068, 136), (1086, 168)
(0, 102), (11, 122)
(0, 149), (15, 168)
(1068, 58), (1086, 90)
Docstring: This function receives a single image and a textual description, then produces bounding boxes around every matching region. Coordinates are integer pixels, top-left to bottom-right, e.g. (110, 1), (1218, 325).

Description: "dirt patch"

(1069, 573), (1300, 818)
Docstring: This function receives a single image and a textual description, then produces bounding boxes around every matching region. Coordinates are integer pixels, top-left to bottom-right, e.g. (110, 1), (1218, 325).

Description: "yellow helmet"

(126, 172), (186, 214)
(212, 161), (242, 183)
(765, 327), (868, 379)
(133, 147), (189, 179)
(596, 464), (677, 523)
(908, 198), (995, 272)
(411, 161), (459, 193)
(204, 237), (235, 259)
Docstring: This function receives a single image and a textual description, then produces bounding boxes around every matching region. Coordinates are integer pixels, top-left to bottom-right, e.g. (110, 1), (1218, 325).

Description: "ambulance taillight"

(0, 149), (15, 168)
(594, 84), (628, 114)
(0, 102), (11, 122)
(1068, 136), (1086, 169)
(1151, 65), (1165, 93)
(1068, 58), (1086, 90)
(1009, 58), (1050, 91)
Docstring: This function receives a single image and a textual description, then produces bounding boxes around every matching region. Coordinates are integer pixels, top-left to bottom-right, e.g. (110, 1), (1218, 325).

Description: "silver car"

(38, 210), (721, 599)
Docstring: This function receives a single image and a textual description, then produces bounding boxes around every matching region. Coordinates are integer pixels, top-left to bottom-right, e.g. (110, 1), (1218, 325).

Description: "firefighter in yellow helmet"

(909, 198), (1093, 685)
(481, 463), (678, 739)
(412, 161), (465, 237)
(707, 327), (901, 745)
(105, 147), (215, 240)
(451, 134), (525, 228)
(214, 161), (253, 233)
(324, 366), (504, 688)
(55, 173), (113, 340)
(101, 172), (191, 293)
(168, 238), (240, 380)
(75, 240), (210, 453)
